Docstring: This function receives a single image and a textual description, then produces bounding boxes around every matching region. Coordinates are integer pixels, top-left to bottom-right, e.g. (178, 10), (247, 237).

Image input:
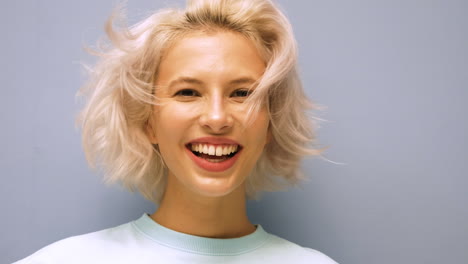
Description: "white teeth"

(190, 143), (239, 156)
(215, 146), (223, 156)
(230, 145), (238, 153)
(208, 145), (215, 155)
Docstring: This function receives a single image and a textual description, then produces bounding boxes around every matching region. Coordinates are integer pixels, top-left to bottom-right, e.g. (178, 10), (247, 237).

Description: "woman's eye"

(231, 89), (252, 97)
(174, 89), (200, 97)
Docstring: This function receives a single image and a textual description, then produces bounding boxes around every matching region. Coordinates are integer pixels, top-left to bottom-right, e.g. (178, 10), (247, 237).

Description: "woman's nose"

(199, 95), (233, 133)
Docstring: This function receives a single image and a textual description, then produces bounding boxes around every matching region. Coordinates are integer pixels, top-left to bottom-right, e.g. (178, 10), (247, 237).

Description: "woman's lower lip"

(186, 148), (241, 172)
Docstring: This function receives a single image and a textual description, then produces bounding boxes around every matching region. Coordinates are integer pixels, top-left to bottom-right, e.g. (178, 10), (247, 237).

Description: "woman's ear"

(145, 118), (158, 144)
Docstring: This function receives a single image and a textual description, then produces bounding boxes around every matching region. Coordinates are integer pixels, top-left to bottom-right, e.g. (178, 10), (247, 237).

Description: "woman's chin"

(188, 177), (246, 199)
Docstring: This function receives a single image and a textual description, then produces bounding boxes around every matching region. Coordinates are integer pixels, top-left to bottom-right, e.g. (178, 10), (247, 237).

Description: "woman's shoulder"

(13, 221), (139, 263)
(260, 233), (338, 264)
(302, 248), (339, 264)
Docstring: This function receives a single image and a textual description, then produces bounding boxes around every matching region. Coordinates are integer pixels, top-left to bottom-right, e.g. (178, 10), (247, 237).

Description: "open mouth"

(186, 143), (241, 163)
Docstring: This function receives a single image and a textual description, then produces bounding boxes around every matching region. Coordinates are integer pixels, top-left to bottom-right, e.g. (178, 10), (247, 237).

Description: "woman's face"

(149, 31), (269, 198)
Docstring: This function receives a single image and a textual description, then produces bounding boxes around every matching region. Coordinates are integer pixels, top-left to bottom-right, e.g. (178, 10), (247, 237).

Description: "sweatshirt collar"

(132, 213), (271, 255)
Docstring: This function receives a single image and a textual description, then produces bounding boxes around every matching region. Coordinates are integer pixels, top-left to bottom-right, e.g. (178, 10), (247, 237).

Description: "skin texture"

(147, 31), (270, 238)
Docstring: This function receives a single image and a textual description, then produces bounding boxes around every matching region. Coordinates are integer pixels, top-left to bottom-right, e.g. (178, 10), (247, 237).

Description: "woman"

(15, 0), (337, 263)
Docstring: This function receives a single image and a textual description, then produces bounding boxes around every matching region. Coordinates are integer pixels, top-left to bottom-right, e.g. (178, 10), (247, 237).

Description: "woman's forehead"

(156, 31), (265, 86)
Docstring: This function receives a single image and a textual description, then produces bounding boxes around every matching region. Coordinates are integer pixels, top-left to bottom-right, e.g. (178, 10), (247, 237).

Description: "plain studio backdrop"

(1, 1), (467, 263)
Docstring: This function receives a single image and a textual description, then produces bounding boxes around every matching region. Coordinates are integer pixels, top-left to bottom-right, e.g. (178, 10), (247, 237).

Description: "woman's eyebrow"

(168, 77), (204, 88)
(168, 76), (257, 88)
(229, 77), (257, 85)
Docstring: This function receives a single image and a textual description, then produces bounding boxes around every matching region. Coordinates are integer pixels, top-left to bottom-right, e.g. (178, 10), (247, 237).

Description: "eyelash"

(231, 89), (252, 97)
(173, 89), (252, 98)
(174, 89), (200, 97)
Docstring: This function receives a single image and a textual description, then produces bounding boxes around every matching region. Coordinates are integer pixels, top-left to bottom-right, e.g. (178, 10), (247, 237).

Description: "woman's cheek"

(163, 102), (202, 122)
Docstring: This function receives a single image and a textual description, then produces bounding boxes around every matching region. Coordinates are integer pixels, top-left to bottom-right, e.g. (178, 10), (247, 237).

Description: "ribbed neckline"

(132, 213), (271, 256)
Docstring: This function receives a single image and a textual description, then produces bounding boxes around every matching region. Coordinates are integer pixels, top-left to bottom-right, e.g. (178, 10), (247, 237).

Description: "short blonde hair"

(78, 0), (326, 204)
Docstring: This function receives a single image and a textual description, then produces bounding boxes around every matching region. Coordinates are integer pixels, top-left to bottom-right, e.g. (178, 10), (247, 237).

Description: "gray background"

(1, 0), (467, 263)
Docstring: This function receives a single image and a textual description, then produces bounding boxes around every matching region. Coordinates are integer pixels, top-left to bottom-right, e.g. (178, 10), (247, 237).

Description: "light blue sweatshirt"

(14, 214), (338, 264)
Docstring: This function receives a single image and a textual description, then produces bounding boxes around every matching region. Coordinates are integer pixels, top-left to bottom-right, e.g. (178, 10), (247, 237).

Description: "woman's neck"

(150, 174), (256, 238)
